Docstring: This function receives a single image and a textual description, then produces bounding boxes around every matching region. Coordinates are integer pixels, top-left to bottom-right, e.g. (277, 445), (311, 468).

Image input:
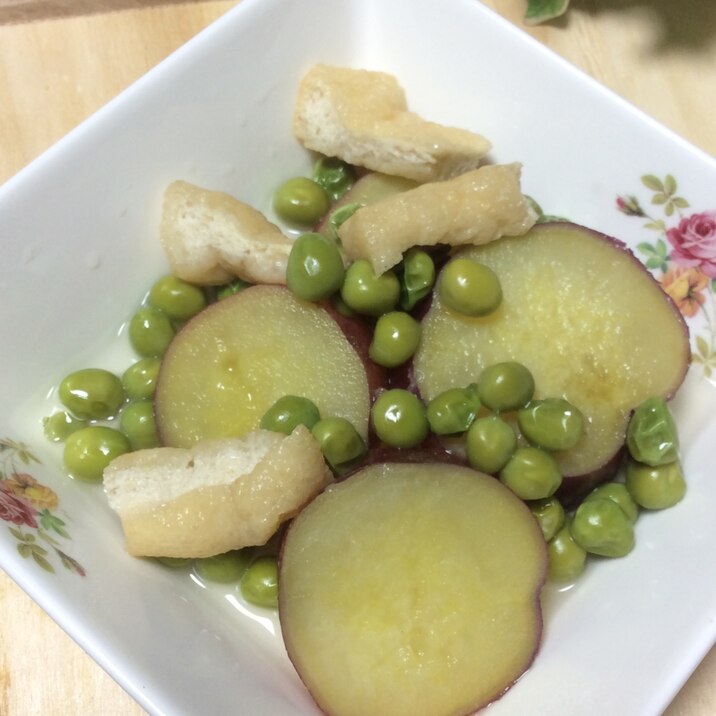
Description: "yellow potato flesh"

(279, 463), (546, 716)
(413, 224), (689, 476)
(155, 286), (370, 447)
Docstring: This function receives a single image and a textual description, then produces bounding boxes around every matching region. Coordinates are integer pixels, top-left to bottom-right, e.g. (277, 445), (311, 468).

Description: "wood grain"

(1, 1), (715, 714)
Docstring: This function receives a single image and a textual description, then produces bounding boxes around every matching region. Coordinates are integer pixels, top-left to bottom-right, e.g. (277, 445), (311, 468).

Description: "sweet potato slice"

(413, 222), (690, 491)
(155, 286), (373, 447)
(279, 462), (546, 716)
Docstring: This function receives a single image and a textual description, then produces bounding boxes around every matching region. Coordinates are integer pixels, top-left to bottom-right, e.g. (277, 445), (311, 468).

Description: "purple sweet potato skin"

(320, 299), (386, 405)
(556, 448), (626, 509)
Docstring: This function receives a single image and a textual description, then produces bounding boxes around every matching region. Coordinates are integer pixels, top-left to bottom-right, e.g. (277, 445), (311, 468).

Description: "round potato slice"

(413, 222), (690, 495)
(279, 462), (547, 716)
(155, 285), (372, 447)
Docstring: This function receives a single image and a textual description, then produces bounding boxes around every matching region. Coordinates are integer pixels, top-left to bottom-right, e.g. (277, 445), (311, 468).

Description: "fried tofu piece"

(160, 180), (292, 285)
(338, 163), (537, 274)
(293, 65), (491, 183)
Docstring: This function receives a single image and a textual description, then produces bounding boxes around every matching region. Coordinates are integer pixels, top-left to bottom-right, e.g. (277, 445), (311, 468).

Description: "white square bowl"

(2, 0), (716, 714)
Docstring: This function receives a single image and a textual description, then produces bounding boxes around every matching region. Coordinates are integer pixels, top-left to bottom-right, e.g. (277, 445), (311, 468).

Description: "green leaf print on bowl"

(617, 174), (716, 379)
(0, 438), (85, 576)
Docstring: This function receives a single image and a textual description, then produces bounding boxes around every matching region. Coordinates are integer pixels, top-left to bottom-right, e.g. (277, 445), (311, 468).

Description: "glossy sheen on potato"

(155, 286), (371, 447)
(413, 223), (690, 483)
(279, 462), (547, 716)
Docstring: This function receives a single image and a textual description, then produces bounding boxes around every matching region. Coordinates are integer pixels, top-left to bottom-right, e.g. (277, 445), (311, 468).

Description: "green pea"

(195, 550), (251, 583)
(122, 357), (161, 401)
(466, 416), (517, 473)
(626, 396), (679, 466)
(63, 426), (131, 483)
(499, 446), (562, 500)
(625, 459), (686, 510)
(369, 312), (421, 368)
(570, 497), (635, 557)
(340, 260), (400, 316)
(148, 275), (206, 321)
(517, 398), (584, 451)
(215, 278), (251, 300)
(128, 306), (175, 357)
(311, 417), (366, 471)
(120, 400), (159, 450)
(241, 555), (279, 608)
(313, 156), (356, 200)
(584, 482), (639, 524)
(59, 368), (125, 420)
(371, 389), (428, 449)
(43, 411), (86, 442)
(274, 177), (330, 226)
(332, 294), (355, 317)
(326, 202), (362, 241)
(439, 257), (502, 316)
(548, 522), (587, 582)
(286, 232), (345, 302)
(478, 361), (535, 412)
(426, 384), (481, 436)
(399, 249), (435, 311)
(529, 496), (566, 542)
(260, 395), (321, 435)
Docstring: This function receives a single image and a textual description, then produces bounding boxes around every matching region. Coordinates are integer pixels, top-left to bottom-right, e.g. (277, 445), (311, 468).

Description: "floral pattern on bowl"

(3, 173), (711, 581)
(617, 174), (716, 379)
(0, 438), (85, 576)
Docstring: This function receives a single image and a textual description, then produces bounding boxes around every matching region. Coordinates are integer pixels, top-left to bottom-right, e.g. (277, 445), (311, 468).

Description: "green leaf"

(524, 0), (570, 24)
(37, 527), (61, 547)
(663, 174), (677, 195)
(643, 219), (667, 233)
(29, 543), (48, 557)
(656, 238), (668, 256)
(636, 242), (658, 257)
(52, 523), (70, 539)
(9, 526), (25, 541)
(652, 193), (667, 205)
(696, 335), (710, 359)
(665, 203), (674, 217)
(31, 551), (55, 573)
(642, 174), (664, 191)
(0, 439), (39, 466)
(644, 258), (668, 272)
(17, 543), (31, 559)
(673, 197), (690, 208)
(39, 512), (69, 538)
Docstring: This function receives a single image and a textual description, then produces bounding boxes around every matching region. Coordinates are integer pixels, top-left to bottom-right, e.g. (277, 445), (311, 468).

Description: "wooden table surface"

(1, 1), (715, 713)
